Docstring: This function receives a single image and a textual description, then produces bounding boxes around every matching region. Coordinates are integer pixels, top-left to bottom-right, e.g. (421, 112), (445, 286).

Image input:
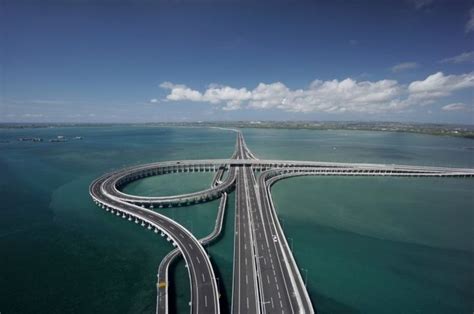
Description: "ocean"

(0, 126), (472, 313)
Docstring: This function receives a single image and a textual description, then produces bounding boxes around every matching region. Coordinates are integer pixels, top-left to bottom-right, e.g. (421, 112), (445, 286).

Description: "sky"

(1, 0), (473, 124)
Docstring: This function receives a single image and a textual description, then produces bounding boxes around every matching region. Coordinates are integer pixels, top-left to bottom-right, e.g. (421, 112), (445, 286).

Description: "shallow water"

(123, 172), (215, 197)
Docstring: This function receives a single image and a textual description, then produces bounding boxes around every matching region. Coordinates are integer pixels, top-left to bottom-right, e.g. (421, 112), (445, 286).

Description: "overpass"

(90, 174), (221, 314)
(89, 130), (474, 314)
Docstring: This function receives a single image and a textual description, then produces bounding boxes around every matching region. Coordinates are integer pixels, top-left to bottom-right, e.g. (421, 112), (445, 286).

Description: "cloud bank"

(159, 71), (474, 114)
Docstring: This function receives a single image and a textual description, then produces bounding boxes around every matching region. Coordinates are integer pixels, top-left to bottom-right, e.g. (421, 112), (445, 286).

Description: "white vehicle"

(272, 235), (278, 242)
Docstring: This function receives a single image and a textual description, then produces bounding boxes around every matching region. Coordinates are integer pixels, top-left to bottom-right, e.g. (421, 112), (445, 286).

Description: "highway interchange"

(90, 129), (474, 314)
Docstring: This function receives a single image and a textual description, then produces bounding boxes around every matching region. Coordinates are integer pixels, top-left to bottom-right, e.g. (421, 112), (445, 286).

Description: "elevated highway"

(97, 159), (473, 210)
(156, 193), (228, 314)
(90, 129), (474, 314)
(232, 132), (261, 314)
(90, 174), (220, 314)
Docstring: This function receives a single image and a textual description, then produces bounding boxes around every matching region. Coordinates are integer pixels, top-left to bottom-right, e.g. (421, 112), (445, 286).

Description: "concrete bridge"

(89, 129), (474, 314)
(99, 159), (473, 209)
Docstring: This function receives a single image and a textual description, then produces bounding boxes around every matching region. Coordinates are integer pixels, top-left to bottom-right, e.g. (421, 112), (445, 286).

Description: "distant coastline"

(1, 121), (473, 139)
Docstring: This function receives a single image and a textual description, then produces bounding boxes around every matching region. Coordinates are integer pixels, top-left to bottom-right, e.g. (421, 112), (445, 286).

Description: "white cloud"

(408, 71), (474, 100)
(150, 98), (159, 103)
(248, 79), (404, 113)
(159, 71), (474, 114)
(440, 51), (474, 64)
(203, 85), (252, 105)
(466, 7), (474, 33)
(160, 81), (251, 107)
(391, 62), (419, 73)
(441, 103), (472, 112)
(160, 81), (204, 102)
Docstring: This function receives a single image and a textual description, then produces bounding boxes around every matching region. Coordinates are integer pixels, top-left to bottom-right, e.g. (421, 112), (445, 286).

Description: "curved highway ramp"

(89, 130), (474, 314)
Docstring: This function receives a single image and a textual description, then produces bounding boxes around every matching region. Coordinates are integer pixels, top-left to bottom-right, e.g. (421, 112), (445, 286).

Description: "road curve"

(156, 193), (228, 314)
(90, 174), (221, 314)
(90, 128), (474, 314)
(95, 159), (474, 207)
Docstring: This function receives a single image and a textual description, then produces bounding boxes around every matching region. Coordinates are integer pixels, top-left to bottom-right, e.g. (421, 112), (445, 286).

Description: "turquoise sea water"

(0, 126), (472, 313)
(123, 172), (215, 197)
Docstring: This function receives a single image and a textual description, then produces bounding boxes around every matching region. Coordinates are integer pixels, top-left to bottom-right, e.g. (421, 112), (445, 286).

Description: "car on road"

(272, 235), (278, 242)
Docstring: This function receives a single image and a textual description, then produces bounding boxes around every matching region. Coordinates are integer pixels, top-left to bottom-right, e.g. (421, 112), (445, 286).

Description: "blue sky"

(1, 0), (473, 124)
